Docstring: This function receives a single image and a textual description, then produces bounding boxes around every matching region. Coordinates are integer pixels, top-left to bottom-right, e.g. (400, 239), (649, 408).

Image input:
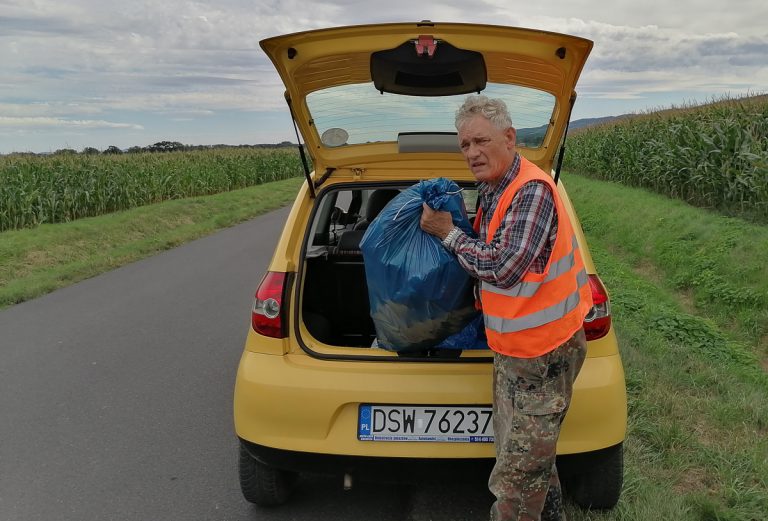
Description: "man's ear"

(504, 127), (517, 149)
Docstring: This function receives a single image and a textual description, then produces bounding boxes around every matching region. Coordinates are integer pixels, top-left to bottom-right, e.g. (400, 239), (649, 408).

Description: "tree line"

(8, 141), (297, 157)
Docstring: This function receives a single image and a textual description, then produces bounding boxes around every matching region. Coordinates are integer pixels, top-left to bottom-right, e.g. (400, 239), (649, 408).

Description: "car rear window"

(306, 82), (555, 149)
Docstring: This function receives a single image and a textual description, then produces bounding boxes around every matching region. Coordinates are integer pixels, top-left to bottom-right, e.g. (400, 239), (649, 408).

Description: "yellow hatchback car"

(234, 21), (627, 509)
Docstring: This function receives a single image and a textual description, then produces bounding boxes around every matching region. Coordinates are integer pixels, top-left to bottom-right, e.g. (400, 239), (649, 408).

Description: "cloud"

(502, 17), (766, 71)
(1, 0), (766, 152)
(482, 0), (768, 38)
(0, 117), (144, 130)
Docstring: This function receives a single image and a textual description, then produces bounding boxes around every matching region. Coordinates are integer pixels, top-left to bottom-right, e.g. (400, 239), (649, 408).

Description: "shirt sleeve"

(443, 181), (556, 289)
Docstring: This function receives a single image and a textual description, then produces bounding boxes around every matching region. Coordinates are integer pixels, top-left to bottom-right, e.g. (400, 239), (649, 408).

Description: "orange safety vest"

(478, 157), (593, 358)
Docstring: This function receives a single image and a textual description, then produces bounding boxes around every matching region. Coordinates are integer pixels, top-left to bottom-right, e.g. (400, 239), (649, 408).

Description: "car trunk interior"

(300, 183), (479, 352)
(302, 252), (375, 347)
(301, 186), (399, 348)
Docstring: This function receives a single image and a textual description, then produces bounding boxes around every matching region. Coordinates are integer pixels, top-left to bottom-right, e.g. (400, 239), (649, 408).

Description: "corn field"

(0, 147), (304, 231)
(564, 96), (768, 222)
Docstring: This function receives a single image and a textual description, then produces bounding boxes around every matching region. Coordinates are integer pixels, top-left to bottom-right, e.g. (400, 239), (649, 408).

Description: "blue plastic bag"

(360, 178), (485, 351)
(435, 314), (488, 350)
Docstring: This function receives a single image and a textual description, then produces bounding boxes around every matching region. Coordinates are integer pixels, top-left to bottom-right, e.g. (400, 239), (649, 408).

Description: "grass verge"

(568, 171), (768, 356)
(0, 177), (302, 309)
(562, 172), (767, 520)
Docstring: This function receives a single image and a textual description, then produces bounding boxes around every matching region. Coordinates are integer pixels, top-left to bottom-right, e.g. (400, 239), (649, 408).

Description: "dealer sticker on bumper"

(358, 404), (494, 442)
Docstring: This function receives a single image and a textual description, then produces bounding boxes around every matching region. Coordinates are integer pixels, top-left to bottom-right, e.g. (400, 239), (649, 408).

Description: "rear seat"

(332, 229), (366, 257)
(332, 189), (399, 256)
(353, 189), (400, 231)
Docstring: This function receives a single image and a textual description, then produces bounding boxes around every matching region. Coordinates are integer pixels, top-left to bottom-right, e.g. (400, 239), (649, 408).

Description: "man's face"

(457, 115), (516, 185)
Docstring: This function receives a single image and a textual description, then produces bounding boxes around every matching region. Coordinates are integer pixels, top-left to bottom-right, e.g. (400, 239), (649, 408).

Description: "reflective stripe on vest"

(481, 236), (582, 299)
(483, 270), (589, 333)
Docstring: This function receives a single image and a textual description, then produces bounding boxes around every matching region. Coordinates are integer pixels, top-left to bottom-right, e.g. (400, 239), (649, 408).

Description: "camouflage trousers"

(489, 329), (587, 521)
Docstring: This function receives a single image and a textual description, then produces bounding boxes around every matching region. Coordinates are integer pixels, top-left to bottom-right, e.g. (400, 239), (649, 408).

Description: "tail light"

(583, 274), (611, 340)
(251, 272), (288, 339)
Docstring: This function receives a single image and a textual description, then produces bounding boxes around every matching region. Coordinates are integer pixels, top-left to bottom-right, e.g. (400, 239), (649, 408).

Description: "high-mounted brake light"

(414, 35), (437, 57)
(251, 272), (288, 339)
(583, 274), (611, 340)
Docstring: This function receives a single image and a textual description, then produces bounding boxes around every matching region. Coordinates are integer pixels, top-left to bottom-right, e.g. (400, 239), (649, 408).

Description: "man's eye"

(477, 138), (491, 146)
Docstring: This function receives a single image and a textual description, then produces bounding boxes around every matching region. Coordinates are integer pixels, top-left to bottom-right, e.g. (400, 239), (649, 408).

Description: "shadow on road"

(239, 473), (494, 521)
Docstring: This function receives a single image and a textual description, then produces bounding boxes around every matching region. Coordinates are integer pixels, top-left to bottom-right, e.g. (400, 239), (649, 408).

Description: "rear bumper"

(239, 438), (494, 482)
(238, 438), (622, 483)
(233, 345), (626, 459)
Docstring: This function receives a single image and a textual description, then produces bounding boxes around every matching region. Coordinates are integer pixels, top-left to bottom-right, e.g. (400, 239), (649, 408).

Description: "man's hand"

(420, 203), (455, 240)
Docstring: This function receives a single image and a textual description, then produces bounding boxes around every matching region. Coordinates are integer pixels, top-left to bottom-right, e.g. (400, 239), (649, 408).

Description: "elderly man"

(420, 95), (593, 521)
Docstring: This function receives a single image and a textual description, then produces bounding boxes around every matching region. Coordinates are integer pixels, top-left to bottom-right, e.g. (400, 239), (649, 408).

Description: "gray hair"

(455, 95), (513, 131)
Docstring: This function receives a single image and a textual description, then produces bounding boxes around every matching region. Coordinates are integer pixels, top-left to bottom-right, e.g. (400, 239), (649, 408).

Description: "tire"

(563, 443), (623, 509)
(238, 444), (298, 506)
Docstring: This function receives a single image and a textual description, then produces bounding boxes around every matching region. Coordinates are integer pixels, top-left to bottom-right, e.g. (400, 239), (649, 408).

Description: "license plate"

(358, 404), (494, 442)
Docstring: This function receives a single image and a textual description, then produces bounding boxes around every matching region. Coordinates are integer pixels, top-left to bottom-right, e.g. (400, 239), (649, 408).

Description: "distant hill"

(515, 114), (630, 147)
(569, 115), (629, 130)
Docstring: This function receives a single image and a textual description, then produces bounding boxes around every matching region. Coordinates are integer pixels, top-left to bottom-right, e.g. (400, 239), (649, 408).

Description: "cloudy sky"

(1, 0), (766, 153)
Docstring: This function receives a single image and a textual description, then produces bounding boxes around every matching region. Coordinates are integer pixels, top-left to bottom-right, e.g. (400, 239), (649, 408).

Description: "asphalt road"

(0, 208), (493, 521)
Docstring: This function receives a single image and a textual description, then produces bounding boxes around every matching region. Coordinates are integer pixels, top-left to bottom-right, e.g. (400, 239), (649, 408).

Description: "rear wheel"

(238, 444), (298, 506)
(562, 443), (623, 509)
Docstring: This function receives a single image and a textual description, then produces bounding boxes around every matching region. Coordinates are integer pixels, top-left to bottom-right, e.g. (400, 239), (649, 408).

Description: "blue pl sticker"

(358, 405), (372, 440)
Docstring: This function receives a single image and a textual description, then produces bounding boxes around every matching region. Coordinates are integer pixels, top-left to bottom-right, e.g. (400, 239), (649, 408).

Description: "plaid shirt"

(444, 153), (558, 289)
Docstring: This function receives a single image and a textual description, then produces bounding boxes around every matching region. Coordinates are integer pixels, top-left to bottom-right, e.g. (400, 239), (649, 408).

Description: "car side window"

(308, 189), (362, 248)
